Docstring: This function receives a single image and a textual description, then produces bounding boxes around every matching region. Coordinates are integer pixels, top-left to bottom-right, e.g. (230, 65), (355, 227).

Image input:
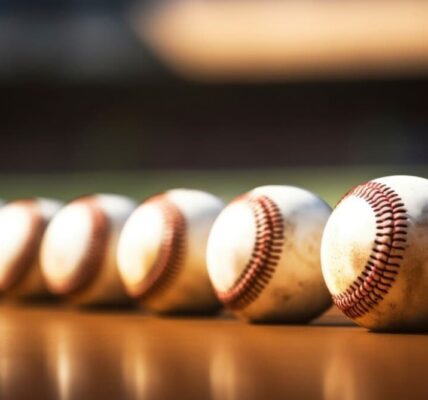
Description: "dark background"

(1, 0), (427, 172)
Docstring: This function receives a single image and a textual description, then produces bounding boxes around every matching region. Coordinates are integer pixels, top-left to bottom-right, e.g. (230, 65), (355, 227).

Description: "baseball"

(0, 198), (62, 299)
(207, 185), (332, 323)
(321, 175), (428, 331)
(117, 189), (224, 314)
(40, 194), (136, 306)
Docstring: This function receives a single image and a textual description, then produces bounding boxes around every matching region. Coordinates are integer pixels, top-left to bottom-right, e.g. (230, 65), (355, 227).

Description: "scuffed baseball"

(117, 189), (224, 314)
(321, 175), (428, 331)
(0, 198), (62, 298)
(40, 194), (136, 306)
(207, 185), (332, 323)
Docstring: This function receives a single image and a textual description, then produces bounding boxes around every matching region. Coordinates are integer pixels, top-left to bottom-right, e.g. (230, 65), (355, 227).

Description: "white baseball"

(321, 175), (428, 331)
(117, 189), (224, 314)
(207, 185), (332, 323)
(0, 198), (62, 298)
(40, 194), (136, 306)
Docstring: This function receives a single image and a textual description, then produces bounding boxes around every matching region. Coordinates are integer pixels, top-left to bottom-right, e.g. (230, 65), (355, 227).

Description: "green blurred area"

(1, 166), (426, 205)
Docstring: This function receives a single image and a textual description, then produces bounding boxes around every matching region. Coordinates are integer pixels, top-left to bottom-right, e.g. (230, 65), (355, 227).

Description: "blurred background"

(1, 4), (428, 399)
(2, 0), (428, 202)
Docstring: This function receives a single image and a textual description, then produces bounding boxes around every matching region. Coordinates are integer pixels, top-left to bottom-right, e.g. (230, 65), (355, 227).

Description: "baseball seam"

(46, 198), (110, 295)
(216, 195), (284, 310)
(131, 195), (186, 301)
(332, 182), (408, 319)
(0, 200), (46, 291)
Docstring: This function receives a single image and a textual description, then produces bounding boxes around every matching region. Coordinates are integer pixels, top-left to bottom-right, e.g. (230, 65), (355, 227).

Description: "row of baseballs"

(0, 175), (426, 331)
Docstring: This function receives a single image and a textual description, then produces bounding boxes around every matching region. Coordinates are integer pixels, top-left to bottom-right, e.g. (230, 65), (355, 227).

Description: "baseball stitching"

(216, 195), (284, 310)
(0, 200), (46, 290)
(46, 197), (110, 295)
(333, 182), (408, 319)
(130, 194), (186, 301)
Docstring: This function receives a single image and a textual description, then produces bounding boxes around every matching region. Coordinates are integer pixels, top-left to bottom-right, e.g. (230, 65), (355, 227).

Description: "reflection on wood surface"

(0, 305), (426, 399)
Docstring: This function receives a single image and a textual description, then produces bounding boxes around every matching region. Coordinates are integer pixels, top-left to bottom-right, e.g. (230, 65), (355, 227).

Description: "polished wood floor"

(0, 304), (426, 400)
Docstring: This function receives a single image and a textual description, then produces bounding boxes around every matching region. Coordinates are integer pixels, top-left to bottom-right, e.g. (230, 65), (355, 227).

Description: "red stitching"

(0, 200), (46, 291)
(46, 197), (110, 295)
(216, 195), (284, 310)
(131, 194), (186, 301)
(332, 182), (408, 319)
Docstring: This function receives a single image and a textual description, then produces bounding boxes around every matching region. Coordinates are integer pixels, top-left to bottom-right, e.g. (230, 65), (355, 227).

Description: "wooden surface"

(0, 304), (427, 399)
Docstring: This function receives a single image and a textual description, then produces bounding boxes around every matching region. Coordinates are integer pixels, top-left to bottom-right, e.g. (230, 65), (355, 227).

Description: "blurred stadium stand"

(0, 0), (163, 82)
(1, 1), (427, 172)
